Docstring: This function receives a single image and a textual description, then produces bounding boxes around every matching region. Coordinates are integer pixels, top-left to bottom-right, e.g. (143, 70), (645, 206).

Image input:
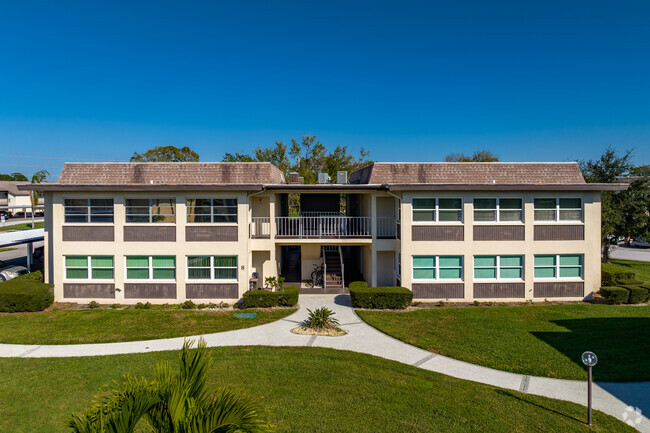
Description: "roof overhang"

(18, 183), (265, 192)
(385, 183), (629, 191)
(263, 184), (384, 192)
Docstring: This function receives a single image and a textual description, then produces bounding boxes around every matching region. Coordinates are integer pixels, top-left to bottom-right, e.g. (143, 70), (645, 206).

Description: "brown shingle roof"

(350, 162), (586, 185)
(0, 181), (30, 196)
(57, 162), (285, 185)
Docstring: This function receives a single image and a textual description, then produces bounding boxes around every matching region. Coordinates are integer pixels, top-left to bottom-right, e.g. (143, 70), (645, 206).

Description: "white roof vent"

(336, 171), (348, 184)
(318, 173), (331, 184)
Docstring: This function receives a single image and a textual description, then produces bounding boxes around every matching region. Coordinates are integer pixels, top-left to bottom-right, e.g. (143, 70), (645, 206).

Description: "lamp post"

(581, 351), (598, 425)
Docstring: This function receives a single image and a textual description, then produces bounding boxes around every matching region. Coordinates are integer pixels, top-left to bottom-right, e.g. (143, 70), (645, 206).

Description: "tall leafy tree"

(0, 172), (28, 181)
(131, 146), (200, 162)
(30, 170), (49, 228)
(444, 150), (499, 162)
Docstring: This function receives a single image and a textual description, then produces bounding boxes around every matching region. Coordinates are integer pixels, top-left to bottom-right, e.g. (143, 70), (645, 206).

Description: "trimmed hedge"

(601, 270), (635, 286)
(242, 286), (300, 308)
(0, 279), (54, 312)
(599, 286), (630, 304)
(622, 285), (649, 304)
(618, 278), (644, 286)
(14, 270), (44, 282)
(349, 281), (413, 309)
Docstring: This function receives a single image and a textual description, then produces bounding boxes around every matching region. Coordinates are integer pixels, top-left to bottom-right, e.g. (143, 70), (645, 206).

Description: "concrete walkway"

(1, 294), (648, 432)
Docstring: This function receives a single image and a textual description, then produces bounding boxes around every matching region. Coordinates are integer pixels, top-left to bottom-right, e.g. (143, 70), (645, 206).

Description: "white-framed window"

(474, 255), (523, 280)
(412, 198), (462, 223)
(187, 256), (238, 281)
(534, 198), (582, 222)
(126, 256), (176, 280)
(534, 254), (583, 279)
(65, 256), (114, 280)
(64, 199), (114, 223)
(412, 256), (463, 281)
(125, 199), (175, 223)
(186, 198), (238, 223)
(473, 198), (523, 223)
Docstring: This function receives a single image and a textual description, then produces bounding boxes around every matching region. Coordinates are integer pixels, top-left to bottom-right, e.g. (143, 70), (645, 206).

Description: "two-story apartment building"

(25, 161), (626, 304)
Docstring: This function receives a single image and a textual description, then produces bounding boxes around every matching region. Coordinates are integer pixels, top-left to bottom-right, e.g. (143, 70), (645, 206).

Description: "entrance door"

(280, 245), (301, 283)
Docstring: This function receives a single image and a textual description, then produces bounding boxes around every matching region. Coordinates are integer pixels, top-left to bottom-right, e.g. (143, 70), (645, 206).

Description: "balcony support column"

(269, 194), (276, 240)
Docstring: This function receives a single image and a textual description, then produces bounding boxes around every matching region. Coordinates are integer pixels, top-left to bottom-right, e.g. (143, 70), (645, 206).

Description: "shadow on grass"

(495, 389), (585, 424)
(531, 318), (650, 383)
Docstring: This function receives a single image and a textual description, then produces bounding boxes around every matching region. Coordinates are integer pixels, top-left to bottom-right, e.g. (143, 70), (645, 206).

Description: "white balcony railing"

(376, 217), (397, 238)
(250, 217), (271, 238)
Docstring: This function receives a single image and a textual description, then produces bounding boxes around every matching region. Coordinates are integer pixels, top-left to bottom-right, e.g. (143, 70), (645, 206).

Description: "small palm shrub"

(88, 301), (100, 309)
(304, 307), (339, 330)
(181, 300), (196, 310)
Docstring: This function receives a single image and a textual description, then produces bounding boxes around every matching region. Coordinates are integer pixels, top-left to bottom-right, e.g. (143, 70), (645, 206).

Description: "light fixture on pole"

(581, 351), (598, 425)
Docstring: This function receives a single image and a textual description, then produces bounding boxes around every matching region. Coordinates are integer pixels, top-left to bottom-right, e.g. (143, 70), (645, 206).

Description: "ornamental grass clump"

(291, 307), (347, 336)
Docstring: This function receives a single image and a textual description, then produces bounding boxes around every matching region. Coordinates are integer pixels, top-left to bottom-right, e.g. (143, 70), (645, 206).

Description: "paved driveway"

(610, 245), (650, 262)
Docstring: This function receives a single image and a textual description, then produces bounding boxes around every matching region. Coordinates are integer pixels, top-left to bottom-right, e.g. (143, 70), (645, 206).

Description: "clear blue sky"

(1, 1), (649, 180)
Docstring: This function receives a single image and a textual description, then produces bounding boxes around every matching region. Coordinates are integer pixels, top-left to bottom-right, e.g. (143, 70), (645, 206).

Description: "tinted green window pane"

(152, 256), (175, 268)
(187, 199), (212, 207)
(91, 256), (113, 268)
(188, 214), (211, 223)
(153, 268), (175, 279)
(188, 256), (210, 267)
(559, 267), (581, 278)
(439, 268), (462, 279)
(535, 267), (555, 278)
(66, 268), (88, 279)
(559, 210), (582, 221)
(412, 199), (435, 210)
(560, 255), (582, 266)
(413, 268), (435, 280)
(214, 198), (237, 207)
(438, 210), (462, 222)
(66, 256), (88, 267)
(126, 215), (150, 223)
(534, 210), (556, 221)
(474, 210), (496, 222)
(499, 198), (522, 210)
(413, 210), (435, 221)
(474, 268), (496, 279)
(214, 256), (237, 267)
(500, 268), (522, 279)
(64, 199), (88, 207)
(535, 255), (556, 267)
(438, 198), (462, 210)
(214, 268), (237, 279)
(500, 256), (523, 267)
(126, 256), (149, 267)
(127, 269), (149, 279)
(534, 198), (556, 209)
(214, 214), (238, 223)
(474, 199), (497, 210)
(188, 268), (211, 279)
(439, 256), (462, 267)
(413, 256), (435, 268)
(474, 256), (496, 267)
(499, 210), (522, 221)
(559, 198), (581, 209)
(151, 214), (175, 223)
(92, 268), (114, 279)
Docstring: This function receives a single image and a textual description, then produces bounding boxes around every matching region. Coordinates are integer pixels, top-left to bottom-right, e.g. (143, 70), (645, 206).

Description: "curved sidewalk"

(1, 294), (648, 432)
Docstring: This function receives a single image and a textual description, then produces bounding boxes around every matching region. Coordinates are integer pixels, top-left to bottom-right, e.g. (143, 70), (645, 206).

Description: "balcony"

(250, 215), (397, 239)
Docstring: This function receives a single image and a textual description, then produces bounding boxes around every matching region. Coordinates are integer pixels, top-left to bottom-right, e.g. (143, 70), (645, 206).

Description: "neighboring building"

(24, 161), (626, 304)
(0, 181), (35, 216)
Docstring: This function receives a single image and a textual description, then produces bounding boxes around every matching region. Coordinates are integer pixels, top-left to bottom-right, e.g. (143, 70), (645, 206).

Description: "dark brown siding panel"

(63, 283), (115, 298)
(473, 225), (525, 241)
(62, 226), (114, 242)
(186, 284), (239, 298)
(412, 225), (464, 241)
(124, 283), (177, 299)
(474, 283), (525, 298)
(534, 282), (584, 298)
(412, 283), (464, 299)
(186, 226), (238, 242)
(124, 226), (176, 242)
(534, 225), (585, 241)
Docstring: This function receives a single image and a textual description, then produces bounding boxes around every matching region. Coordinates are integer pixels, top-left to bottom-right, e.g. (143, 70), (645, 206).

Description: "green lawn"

(0, 307), (296, 344)
(358, 304), (650, 382)
(603, 258), (650, 282)
(0, 221), (44, 231)
(0, 347), (634, 433)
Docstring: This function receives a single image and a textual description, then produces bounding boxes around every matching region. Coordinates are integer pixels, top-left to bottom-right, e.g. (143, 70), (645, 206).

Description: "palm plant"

(303, 307), (339, 330)
(69, 339), (273, 433)
(30, 169), (49, 228)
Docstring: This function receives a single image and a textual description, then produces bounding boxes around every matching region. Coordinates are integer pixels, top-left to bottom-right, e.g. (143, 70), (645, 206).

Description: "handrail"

(338, 245), (344, 289)
(322, 246), (327, 289)
(250, 217), (271, 238)
(275, 216), (375, 238)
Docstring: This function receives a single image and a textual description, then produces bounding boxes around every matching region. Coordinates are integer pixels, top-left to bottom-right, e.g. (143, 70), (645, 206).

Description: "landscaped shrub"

(349, 281), (413, 309)
(622, 286), (649, 304)
(0, 279), (54, 312)
(14, 270), (44, 282)
(181, 300), (196, 310)
(242, 290), (280, 308)
(88, 301), (100, 309)
(599, 286), (630, 304)
(135, 302), (152, 310)
(618, 278), (644, 286)
(304, 307), (339, 330)
(279, 285), (299, 306)
(601, 269), (635, 286)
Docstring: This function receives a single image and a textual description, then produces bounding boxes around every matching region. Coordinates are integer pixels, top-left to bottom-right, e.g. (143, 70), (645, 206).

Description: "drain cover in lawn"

(235, 313), (258, 319)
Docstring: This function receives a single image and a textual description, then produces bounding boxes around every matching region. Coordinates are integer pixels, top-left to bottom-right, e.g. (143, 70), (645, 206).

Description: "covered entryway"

(279, 245), (301, 284)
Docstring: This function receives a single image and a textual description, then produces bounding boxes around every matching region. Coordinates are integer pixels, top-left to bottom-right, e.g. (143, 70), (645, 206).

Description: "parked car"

(33, 246), (44, 261)
(630, 237), (650, 248)
(0, 210), (9, 219)
(0, 260), (29, 281)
